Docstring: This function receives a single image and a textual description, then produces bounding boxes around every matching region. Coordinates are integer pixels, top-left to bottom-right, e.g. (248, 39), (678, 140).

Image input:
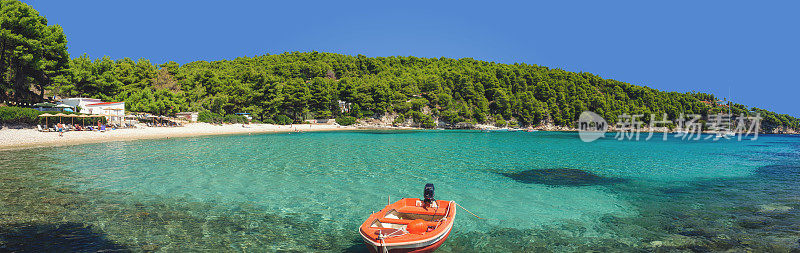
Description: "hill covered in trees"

(2, 0), (798, 131)
(56, 52), (798, 131)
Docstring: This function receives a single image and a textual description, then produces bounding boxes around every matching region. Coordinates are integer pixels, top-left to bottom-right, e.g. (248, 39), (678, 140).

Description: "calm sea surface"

(0, 131), (798, 251)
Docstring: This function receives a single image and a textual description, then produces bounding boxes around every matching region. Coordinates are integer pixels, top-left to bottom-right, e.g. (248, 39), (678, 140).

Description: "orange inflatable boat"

(359, 184), (456, 253)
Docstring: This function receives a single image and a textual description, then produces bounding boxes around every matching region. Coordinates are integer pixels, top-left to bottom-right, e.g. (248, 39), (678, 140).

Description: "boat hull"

(364, 231), (450, 253)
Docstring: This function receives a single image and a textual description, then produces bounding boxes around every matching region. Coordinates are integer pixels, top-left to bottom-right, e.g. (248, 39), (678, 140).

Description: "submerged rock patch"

(0, 222), (127, 252)
(500, 168), (625, 186)
(754, 164), (800, 180)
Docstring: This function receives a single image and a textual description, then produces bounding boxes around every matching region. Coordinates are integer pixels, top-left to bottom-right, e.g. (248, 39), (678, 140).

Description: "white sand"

(0, 123), (355, 151)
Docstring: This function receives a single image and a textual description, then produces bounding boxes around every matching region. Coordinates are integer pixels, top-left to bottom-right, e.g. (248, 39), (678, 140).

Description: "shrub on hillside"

(198, 111), (222, 123)
(198, 111), (249, 124)
(393, 114), (406, 125)
(223, 114), (247, 124)
(273, 115), (293, 125)
(439, 109), (460, 124)
(0, 106), (90, 125)
(360, 110), (375, 118)
(418, 115), (435, 128)
(407, 111), (435, 128)
(336, 116), (357, 126)
(0, 106), (43, 125)
(314, 110), (332, 119)
(408, 98), (428, 111)
(393, 102), (411, 114)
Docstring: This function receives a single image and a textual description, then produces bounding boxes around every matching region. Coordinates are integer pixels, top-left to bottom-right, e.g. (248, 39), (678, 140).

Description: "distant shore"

(0, 123), (360, 151)
(2, 122), (795, 151)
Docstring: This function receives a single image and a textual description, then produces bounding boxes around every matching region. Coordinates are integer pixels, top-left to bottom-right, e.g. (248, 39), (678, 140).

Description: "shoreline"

(0, 123), (361, 151)
(2, 123), (795, 152)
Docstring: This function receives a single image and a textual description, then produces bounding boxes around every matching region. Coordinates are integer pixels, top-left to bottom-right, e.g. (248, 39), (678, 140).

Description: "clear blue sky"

(25, 0), (800, 116)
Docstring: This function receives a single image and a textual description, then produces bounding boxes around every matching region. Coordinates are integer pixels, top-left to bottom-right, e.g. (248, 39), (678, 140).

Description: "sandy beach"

(0, 123), (356, 151)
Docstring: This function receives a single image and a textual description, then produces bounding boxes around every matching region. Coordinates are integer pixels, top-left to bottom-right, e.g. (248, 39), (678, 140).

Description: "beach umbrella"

(96, 114), (109, 126)
(72, 115), (78, 125)
(78, 114), (88, 125)
(53, 113), (67, 124)
(38, 113), (54, 126)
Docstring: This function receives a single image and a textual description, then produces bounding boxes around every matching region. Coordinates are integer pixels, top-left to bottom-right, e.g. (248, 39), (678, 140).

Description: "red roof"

(86, 102), (123, 106)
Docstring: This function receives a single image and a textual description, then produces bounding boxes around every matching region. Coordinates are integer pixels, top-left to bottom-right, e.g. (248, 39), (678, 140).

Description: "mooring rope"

(455, 202), (498, 220)
(378, 228), (406, 253)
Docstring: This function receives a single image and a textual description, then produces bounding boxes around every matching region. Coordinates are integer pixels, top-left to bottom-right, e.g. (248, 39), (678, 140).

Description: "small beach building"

(235, 113), (252, 121)
(58, 98), (103, 113)
(85, 102), (125, 124)
(84, 102), (125, 115)
(176, 112), (199, 122)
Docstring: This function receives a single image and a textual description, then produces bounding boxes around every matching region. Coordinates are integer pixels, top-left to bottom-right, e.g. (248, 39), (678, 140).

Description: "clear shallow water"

(1, 131), (798, 252)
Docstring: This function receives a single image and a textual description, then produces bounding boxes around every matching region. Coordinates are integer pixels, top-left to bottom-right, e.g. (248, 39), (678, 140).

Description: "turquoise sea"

(1, 131), (798, 252)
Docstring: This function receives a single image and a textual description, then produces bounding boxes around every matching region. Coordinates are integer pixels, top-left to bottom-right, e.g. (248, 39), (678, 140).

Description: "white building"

(85, 101), (125, 125)
(58, 98), (125, 119)
(58, 98), (102, 113)
(176, 112), (199, 122)
(84, 102), (125, 116)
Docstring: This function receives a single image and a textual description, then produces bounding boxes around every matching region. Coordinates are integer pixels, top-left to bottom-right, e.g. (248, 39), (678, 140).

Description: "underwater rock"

(0, 222), (128, 252)
(647, 234), (702, 249)
(678, 230), (716, 239)
(755, 164), (800, 177)
(140, 244), (159, 251)
(500, 168), (625, 186)
(757, 204), (793, 213)
(738, 217), (771, 229)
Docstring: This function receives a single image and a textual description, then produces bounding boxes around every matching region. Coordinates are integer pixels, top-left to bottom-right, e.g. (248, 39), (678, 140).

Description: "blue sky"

(26, 0), (799, 116)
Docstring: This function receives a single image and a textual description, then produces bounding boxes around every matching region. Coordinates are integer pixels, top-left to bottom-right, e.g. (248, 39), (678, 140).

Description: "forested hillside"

(2, 0), (798, 131)
(56, 52), (799, 131)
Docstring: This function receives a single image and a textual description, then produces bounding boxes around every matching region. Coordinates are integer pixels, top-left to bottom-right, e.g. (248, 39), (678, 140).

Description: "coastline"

(3, 122), (794, 152)
(0, 123), (360, 151)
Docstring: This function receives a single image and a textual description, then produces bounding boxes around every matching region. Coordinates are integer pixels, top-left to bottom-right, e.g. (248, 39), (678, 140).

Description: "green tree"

(0, 0), (69, 103)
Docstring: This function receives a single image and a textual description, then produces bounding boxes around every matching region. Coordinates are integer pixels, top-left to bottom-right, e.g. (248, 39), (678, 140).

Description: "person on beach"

(56, 123), (64, 137)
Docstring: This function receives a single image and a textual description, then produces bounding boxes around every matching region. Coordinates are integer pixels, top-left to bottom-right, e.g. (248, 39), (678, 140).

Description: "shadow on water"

(0, 222), (128, 252)
(755, 164), (800, 176)
(500, 168), (627, 186)
(342, 239), (369, 253)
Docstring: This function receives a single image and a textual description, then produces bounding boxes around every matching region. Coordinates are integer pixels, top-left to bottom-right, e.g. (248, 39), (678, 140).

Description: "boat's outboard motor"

(423, 183), (435, 204)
